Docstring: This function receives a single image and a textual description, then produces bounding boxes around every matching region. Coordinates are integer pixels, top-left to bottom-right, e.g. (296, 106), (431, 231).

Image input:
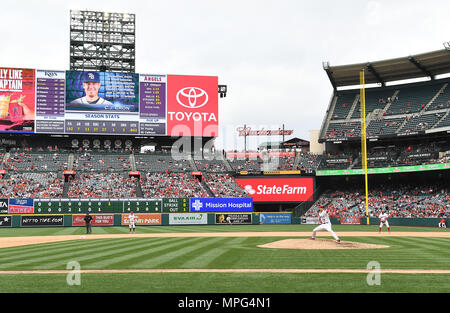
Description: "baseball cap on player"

(82, 72), (101, 83)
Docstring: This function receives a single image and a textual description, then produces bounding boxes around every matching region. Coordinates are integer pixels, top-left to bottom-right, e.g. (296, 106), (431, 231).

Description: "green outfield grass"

(0, 225), (449, 293)
(0, 224), (448, 237)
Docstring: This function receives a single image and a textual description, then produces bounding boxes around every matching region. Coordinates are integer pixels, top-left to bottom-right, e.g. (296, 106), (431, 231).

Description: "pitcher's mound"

(257, 238), (390, 250)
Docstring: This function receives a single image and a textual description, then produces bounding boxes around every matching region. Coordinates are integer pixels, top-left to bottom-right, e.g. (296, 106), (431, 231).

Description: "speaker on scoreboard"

(114, 139), (122, 149)
(71, 139), (79, 148)
(104, 139), (111, 149)
(93, 139), (101, 149)
(125, 140), (132, 148)
(82, 139), (90, 148)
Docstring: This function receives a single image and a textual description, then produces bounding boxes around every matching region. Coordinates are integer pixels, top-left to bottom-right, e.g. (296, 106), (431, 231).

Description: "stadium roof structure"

(323, 48), (450, 89)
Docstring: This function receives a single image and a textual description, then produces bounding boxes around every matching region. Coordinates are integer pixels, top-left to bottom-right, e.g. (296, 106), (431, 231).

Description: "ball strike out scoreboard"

(33, 198), (189, 214)
(0, 67), (219, 137)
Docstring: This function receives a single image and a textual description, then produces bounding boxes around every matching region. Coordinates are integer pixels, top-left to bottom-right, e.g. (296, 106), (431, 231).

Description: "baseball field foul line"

(1, 269), (450, 274)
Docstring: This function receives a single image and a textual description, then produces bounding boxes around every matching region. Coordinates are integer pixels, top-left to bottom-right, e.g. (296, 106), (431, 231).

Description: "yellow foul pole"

(360, 70), (369, 225)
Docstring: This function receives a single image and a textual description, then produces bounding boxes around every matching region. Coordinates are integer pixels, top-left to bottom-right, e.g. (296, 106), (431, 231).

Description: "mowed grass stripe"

(0, 237), (88, 258)
(92, 237), (207, 269)
(143, 237), (230, 269)
(0, 238), (123, 267)
(35, 238), (183, 270)
(181, 237), (249, 268)
(72, 237), (186, 269)
(0, 272), (450, 293)
(0, 238), (145, 270)
(112, 237), (225, 269)
(156, 237), (237, 269)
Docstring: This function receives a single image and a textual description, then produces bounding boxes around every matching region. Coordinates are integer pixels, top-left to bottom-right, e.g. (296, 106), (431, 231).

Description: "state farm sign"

(235, 178), (314, 202)
(167, 75), (218, 137)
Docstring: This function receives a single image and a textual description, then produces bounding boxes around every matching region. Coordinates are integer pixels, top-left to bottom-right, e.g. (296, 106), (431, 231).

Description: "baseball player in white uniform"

(128, 211), (137, 233)
(310, 207), (340, 243)
(378, 210), (390, 233)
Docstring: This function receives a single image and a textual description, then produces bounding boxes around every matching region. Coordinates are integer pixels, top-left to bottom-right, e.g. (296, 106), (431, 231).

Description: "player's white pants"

(379, 221), (389, 228)
(129, 222), (136, 229)
(312, 223), (339, 240)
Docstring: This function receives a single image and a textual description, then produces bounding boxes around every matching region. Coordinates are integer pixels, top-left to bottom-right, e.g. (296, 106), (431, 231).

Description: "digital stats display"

(2, 67), (218, 137)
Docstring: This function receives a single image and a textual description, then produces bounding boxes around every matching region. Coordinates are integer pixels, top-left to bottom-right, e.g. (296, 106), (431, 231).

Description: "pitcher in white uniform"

(310, 207), (340, 243)
(128, 211), (137, 233)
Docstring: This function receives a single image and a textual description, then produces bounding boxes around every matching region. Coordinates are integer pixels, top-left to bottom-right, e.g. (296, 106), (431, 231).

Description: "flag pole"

(360, 70), (370, 225)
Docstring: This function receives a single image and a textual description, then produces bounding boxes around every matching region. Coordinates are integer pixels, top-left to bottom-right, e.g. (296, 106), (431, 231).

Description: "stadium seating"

(140, 172), (209, 198)
(203, 173), (248, 198)
(305, 182), (449, 219)
(67, 173), (137, 198)
(1, 172), (63, 198)
(322, 78), (450, 140)
(135, 153), (193, 172)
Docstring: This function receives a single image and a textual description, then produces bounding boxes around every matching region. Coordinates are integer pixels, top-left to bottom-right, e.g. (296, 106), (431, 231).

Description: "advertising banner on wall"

(0, 67), (35, 133)
(215, 213), (252, 225)
(166, 75), (218, 137)
(235, 178), (314, 202)
(340, 216), (361, 225)
(0, 199), (8, 214)
(72, 214), (114, 226)
(259, 212), (292, 224)
(301, 217), (319, 225)
(121, 213), (161, 225)
(0, 216), (12, 227)
(9, 199), (34, 214)
(21, 215), (64, 227)
(169, 213), (208, 225)
(190, 198), (253, 213)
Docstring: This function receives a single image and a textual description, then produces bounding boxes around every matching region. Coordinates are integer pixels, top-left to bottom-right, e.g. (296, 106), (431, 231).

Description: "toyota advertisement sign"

(235, 178), (314, 202)
(167, 75), (218, 137)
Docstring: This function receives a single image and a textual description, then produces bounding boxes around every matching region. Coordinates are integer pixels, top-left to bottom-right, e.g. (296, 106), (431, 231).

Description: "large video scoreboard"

(0, 67), (218, 137)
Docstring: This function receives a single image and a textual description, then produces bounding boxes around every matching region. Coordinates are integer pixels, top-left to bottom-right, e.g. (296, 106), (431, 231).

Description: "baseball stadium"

(0, 9), (449, 305)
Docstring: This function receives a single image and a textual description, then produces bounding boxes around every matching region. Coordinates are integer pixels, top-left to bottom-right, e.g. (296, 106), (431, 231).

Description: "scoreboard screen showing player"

(7, 67), (218, 137)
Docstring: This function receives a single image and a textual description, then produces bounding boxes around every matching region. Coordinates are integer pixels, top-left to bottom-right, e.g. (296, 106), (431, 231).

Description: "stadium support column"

(360, 70), (369, 225)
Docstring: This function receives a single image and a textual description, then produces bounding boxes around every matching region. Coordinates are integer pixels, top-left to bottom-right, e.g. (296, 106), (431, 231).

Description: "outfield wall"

(0, 213), (446, 228)
(1, 212), (294, 228)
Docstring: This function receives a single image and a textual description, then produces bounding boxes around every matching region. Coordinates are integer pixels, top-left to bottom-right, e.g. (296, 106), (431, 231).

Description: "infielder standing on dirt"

(310, 207), (340, 243)
(128, 211), (137, 233)
(378, 209), (390, 233)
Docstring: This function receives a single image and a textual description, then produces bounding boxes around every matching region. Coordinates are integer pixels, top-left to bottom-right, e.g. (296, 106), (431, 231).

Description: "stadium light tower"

(70, 10), (136, 73)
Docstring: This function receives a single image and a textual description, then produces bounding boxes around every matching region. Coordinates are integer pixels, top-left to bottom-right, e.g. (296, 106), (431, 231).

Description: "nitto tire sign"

(0, 216), (12, 227)
(21, 215), (64, 227)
